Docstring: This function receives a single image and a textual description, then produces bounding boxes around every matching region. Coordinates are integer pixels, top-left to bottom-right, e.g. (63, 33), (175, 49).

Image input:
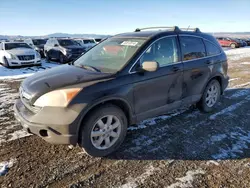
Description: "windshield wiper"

(76, 64), (101, 72)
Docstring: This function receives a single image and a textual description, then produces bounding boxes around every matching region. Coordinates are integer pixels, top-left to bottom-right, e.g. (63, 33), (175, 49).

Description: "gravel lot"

(1, 48), (250, 188)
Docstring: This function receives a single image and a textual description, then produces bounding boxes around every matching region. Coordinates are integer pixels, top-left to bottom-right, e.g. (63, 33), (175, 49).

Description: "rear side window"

(180, 36), (206, 61)
(204, 40), (221, 56)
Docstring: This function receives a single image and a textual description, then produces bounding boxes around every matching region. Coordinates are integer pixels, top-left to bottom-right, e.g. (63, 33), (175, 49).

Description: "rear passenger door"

(179, 35), (211, 104)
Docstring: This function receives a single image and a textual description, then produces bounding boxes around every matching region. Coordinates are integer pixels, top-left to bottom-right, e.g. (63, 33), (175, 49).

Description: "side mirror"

(54, 44), (59, 47)
(141, 61), (159, 72)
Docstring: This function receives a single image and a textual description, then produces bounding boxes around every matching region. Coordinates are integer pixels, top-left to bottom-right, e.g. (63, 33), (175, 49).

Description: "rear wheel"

(198, 79), (221, 112)
(79, 104), (127, 157)
(230, 43), (236, 48)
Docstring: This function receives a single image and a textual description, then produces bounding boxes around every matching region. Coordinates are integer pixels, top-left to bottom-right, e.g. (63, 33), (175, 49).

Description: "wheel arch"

(76, 97), (134, 142)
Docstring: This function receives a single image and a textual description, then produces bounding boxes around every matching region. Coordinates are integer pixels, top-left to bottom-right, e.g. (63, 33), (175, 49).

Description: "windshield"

(73, 37), (146, 73)
(58, 39), (80, 46)
(5, 43), (32, 50)
(33, 39), (47, 45)
(83, 39), (95, 44)
(95, 38), (102, 42)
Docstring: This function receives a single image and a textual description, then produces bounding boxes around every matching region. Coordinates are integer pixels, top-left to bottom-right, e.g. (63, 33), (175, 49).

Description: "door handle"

(172, 66), (180, 72)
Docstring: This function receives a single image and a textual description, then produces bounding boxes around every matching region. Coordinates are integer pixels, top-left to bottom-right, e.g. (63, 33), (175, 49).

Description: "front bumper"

(7, 57), (41, 67)
(14, 99), (78, 145)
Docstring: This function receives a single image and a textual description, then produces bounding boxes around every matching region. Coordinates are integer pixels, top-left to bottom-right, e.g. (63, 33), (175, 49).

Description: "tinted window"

(140, 37), (179, 67)
(204, 40), (221, 56)
(33, 39), (46, 45)
(83, 39), (95, 44)
(180, 36), (206, 61)
(58, 39), (79, 46)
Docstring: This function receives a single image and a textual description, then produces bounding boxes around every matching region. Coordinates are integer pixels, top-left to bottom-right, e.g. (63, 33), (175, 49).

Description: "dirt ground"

(1, 49), (250, 188)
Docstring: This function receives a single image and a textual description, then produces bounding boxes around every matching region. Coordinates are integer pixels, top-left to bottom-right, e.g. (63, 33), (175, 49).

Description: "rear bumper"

(14, 99), (78, 145)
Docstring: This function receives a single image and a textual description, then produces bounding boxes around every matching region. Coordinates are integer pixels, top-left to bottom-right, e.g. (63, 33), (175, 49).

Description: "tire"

(197, 79), (221, 113)
(59, 53), (65, 64)
(3, 57), (10, 68)
(45, 51), (50, 61)
(79, 104), (127, 157)
(230, 43), (236, 48)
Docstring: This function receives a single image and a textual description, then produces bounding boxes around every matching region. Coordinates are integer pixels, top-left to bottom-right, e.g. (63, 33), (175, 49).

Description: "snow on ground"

(167, 169), (205, 188)
(224, 47), (250, 61)
(0, 60), (60, 80)
(0, 158), (17, 176)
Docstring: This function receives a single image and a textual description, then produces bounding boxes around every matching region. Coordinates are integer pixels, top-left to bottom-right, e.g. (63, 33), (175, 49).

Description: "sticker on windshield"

(121, 41), (138, 46)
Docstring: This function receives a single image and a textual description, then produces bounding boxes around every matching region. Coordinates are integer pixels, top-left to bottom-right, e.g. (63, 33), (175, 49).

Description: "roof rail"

(134, 26), (201, 33)
(135, 26), (181, 32)
(180, 27), (201, 32)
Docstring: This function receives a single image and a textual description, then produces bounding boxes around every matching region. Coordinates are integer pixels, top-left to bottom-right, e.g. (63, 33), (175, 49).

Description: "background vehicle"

(24, 38), (47, 57)
(243, 38), (250, 46)
(216, 37), (240, 48)
(0, 42), (41, 67)
(74, 38), (96, 50)
(44, 38), (86, 63)
(15, 26), (229, 157)
(235, 38), (247, 47)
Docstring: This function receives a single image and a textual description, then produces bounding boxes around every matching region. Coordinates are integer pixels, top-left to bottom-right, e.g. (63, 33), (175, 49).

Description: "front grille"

(18, 55), (35, 61)
(21, 61), (34, 65)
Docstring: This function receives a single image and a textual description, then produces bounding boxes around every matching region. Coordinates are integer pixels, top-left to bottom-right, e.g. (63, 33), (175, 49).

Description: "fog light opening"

(39, 130), (48, 137)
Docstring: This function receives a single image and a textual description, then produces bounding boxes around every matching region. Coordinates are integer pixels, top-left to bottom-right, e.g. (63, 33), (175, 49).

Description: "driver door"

(131, 36), (184, 121)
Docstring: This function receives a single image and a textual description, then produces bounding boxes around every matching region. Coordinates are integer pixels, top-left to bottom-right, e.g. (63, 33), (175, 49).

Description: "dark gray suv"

(14, 27), (229, 157)
(44, 38), (86, 63)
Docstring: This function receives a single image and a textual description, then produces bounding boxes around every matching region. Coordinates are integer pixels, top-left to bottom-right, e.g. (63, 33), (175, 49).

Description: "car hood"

(6, 48), (36, 56)
(21, 64), (113, 103)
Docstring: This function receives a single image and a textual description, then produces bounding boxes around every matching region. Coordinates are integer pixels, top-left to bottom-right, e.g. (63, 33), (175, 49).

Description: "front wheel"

(79, 105), (127, 157)
(230, 43), (236, 48)
(198, 79), (221, 113)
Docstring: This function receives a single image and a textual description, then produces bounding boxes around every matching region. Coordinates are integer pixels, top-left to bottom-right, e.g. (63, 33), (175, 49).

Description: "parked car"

(240, 38), (250, 46)
(236, 38), (247, 47)
(0, 42), (41, 67)
(24, 38), (47, 57)
(74, 38), (96, 50)
(44, 38), (86, 63)
(14, 26), (229, 157)
(216, 37), (240, 48)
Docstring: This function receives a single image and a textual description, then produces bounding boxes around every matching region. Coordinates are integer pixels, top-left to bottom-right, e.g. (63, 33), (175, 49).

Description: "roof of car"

(114, 26), (212, 40)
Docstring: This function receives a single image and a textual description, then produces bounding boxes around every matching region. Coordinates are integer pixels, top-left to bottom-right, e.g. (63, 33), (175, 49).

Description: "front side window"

(140, 36), (179, 67)
(5, 43), (32, 50)
(73, 37), (146, 73)
(83, 39), (95, 44)
(180, 36), (206, 61)
(204, 40), (221, 56)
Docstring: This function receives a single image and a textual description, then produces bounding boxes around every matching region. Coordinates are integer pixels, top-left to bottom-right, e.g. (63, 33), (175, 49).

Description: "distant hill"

(0, 33), (111, 40)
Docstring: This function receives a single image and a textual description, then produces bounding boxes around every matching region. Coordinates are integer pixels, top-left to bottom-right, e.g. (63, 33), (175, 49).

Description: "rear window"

(204, 40), (221, 56)
(58, 39), (80, 46)
(83, 39), (95, 44)
(33, 39), (47, 45)
(180, 36), (206, 61)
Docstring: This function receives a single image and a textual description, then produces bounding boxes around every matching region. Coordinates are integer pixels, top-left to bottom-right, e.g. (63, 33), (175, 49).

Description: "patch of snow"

(229, 78), (239, 82)
(225, 47), (250, 61)
(7, 130), (31, 142)
(0, 158), (17, 176)
(128, 109), (187, 131)
(240, 62), (250, 65)
(0, 60), (59, 80)
(167, 169), (205, 188)
(206, 160), (220, 166)
(212, 129), (250, 159)
(232, 82), (250, 88)
(209, 100), (248, 120)
(120, 165), (158, 188)
(210, 134), (227, 142)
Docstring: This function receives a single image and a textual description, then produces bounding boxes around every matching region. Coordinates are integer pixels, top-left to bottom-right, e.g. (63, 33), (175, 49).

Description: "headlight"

(9, 53), (17, 59)
(35, 51), (41, 58)
(63, 48), (72, 55)
(33, 88), (81, 107)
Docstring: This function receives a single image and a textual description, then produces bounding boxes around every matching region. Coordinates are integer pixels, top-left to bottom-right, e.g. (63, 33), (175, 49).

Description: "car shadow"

(107, 88), (250, 161)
